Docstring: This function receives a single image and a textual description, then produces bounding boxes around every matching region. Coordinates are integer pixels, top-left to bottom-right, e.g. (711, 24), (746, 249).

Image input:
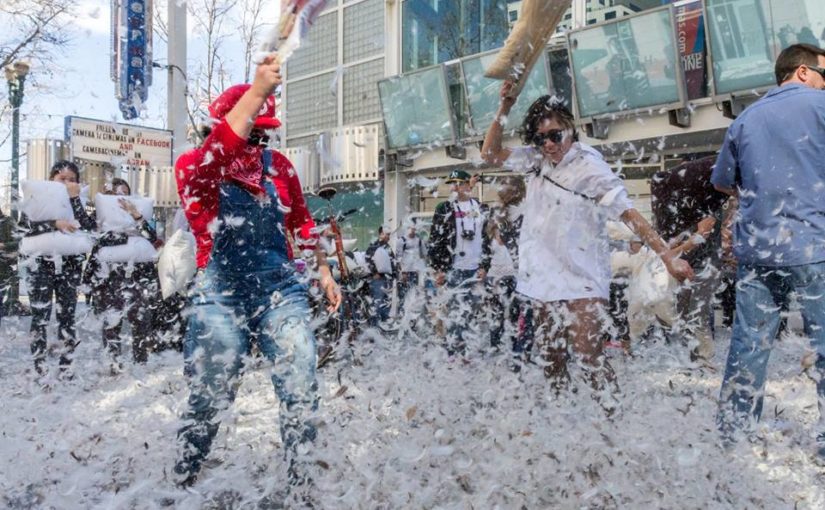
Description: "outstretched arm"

(480, 80), (517, 167)
(620, 208), (694, 282)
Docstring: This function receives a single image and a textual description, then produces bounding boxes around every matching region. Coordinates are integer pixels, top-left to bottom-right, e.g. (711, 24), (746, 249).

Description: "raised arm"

(224, 54), (281, 141)
(620, 208), (694, 282)
(481, 81), (517, 167)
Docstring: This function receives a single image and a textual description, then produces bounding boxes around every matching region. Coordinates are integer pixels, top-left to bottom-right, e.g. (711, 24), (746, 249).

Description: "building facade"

(282, 0), (825, 235)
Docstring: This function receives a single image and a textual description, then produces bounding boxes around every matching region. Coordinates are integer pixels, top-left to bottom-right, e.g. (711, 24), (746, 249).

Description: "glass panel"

(378, 67), (455, 150)
(343, 58), (385, 125)
(462, 51), (550, 137)
(706, 0), (825, 95)
(287, 12), (338, 80)
(285, 72), (338, 138)
(569, 7), (683, 119)
(663, 0), (709, 100)
(706, 0), (773, 94)
(401, 0), (509, 73)
(547, 48), (574, 108)
(344, 0), (385, 63)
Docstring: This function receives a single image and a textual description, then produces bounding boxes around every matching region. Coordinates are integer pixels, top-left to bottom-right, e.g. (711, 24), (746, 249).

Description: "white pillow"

(19, 231), (94, 256)
(97, 236), (158, 263)
(21, 181), (74, 222)
(157, 229), (197, 298)
(95, 194), (155, 233)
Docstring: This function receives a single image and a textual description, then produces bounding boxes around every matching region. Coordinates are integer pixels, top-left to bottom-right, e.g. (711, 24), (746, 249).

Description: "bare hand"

(664, 255), (694, 282)
(320, 274), (341, 313)
(435, 271), (446, 287)
(477, 268), (487, 280)
(64, 182), (80, 198)
(500, 80), (517, 105)
(55, 219), (78, 233)
(118, 198), (142, 220)
(251, 53), (282, 98)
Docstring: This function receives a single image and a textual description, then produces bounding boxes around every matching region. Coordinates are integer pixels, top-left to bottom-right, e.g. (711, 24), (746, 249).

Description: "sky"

(1, 0), (276, 186)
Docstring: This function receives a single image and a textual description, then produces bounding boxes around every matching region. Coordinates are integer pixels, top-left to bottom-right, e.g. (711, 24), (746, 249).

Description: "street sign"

(64, 116), (173, 168)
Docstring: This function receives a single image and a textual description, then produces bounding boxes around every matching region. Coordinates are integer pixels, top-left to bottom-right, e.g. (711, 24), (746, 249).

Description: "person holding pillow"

(19, 160), (95, 377)
(84, 178), (159, 367)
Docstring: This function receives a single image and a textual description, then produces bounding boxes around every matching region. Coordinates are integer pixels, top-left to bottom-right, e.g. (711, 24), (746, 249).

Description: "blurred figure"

(0, 208), (18, 325)
(480, 176), (525, 354)
(650, 156), (731, 361)
(395, 219), (427, 311)
(366, 224), (396, 328)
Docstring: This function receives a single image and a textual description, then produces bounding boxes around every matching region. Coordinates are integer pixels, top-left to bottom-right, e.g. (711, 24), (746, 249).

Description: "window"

(402, 0), (509, 72)
(605, 11), (617, 20)
(706, 0), (825, 95)
(569, 7), (684, 118)
(508, 10), (518, 23)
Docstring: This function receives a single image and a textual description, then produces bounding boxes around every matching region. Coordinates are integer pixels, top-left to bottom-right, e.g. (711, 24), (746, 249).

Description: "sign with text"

(64, 116), (173, 168)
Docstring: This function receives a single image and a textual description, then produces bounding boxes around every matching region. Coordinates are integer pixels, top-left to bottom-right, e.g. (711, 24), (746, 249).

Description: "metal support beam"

(167, 0), (188, 159)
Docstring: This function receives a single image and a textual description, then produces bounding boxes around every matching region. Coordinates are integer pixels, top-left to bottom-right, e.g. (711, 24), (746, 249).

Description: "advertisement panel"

(663, 0), (707, 100)
(112, 0), (153, 119)
(64, 116), (173, 168)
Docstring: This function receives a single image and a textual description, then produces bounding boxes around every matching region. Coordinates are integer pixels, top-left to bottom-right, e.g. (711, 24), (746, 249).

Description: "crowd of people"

(0, 42), (824, 499)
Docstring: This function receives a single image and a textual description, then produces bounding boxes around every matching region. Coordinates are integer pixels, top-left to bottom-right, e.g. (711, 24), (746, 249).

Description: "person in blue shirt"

(711, 43), (825, 461)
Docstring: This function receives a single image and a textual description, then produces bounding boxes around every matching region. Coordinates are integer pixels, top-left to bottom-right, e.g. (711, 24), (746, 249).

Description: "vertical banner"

(112, 0), (153, 119)
(663, 0), (707, 100)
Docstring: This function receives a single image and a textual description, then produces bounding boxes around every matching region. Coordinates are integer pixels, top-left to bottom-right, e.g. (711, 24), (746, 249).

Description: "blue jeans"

(717, 262), (825, 441)
(176, 268), (318, 481)
(445, 269), (481, 356)
(368, 275), (392, 327)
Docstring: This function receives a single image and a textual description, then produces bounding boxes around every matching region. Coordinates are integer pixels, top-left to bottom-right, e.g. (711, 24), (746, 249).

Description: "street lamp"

(5, 60), (30, 220)
(3, 60), (30, 317)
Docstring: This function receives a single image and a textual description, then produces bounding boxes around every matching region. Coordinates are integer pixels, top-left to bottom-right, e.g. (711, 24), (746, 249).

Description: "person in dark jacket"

(19, 161), (96, 376)
(428, 169), (489, 356)
(85, 178), (159, 366)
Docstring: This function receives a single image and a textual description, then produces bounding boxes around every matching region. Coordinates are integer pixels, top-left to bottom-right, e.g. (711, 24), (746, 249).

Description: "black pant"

(93, 262), (157, 363)
(27, 255), (84, 372)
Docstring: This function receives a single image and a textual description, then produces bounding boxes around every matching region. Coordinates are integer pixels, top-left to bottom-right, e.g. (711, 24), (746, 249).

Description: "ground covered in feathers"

(1, 307), (824, 509)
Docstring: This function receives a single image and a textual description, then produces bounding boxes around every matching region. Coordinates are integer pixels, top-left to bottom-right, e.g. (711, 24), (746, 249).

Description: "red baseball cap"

(208, 84), (281, 129)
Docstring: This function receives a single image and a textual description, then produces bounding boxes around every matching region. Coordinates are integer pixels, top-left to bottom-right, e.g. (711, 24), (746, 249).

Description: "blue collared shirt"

(712, 83), (825, 267)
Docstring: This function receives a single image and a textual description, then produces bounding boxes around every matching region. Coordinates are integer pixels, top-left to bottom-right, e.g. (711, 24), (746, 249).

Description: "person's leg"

(788, 262), (825, 458)
(174, 282), (249, 485)
(717, 265), (785, 441)
(98, 269), (126, 360)
(54, 257), (82, 371)
(128, 265), (157, 363)
(566, 298), (617, 391)
(255, 287), (318, 487)
(534, 301), (570, 389)
(367, 277), (390, 327)
(27, 258), (55, 374)
(680, 260), (721, 361)
(445, 269), (476, 356)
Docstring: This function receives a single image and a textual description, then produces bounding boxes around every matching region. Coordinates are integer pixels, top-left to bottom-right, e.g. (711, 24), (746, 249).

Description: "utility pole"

(168, 0), (189, 160)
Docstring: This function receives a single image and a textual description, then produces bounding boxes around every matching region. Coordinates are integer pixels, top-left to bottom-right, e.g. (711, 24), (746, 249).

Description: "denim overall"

(176, 152), (318, 481)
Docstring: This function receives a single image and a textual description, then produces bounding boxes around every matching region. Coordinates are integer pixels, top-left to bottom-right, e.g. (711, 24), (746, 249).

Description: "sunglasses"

(531, 129), (566, 147)
(807, 65), (825, 80)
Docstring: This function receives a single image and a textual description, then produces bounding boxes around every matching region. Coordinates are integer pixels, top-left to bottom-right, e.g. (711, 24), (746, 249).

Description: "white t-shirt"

(372, 244), (394, 275)
(396, 234), (427, 273)
(488, 238), (516, 279)
(503, 143), (633, 302)
(452, 199), (484, 271)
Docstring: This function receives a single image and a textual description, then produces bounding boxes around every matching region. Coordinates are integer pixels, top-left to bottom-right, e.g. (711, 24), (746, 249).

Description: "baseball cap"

(208, 84), (281, 129)
(445, 169), (471, 184)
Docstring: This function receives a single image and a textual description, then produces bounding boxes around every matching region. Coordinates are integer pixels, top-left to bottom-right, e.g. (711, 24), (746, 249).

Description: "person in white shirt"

(481, 81), (693, 395)
(366, 224), (396, 328)
(395, 219), (427, 308)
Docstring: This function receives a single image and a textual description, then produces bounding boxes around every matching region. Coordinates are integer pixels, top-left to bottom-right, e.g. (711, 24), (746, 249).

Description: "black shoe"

(172, 459), (199, 489)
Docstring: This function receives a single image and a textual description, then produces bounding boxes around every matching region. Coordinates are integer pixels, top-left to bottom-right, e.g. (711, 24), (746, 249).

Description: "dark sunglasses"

(807, 65), (825, 79)
(531, 129), (566, 147)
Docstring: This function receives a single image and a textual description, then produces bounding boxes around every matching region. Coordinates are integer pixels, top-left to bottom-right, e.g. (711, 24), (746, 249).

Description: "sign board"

(64, 116), (173, 168)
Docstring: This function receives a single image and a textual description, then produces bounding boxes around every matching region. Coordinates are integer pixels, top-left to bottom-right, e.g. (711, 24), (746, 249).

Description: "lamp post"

(3, 61), (31, 316)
